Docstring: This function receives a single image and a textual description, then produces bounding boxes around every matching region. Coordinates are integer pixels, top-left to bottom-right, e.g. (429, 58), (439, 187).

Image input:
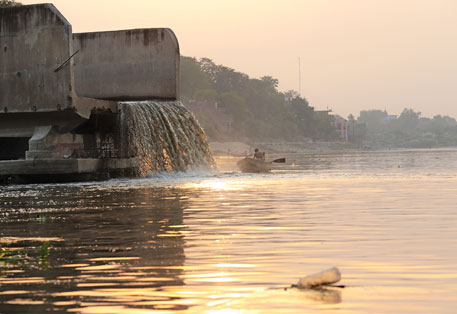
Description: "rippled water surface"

(1, 149), (457, 313)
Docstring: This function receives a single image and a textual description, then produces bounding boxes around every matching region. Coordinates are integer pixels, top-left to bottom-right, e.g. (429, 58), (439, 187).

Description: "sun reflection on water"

(181, 179), (249, 191)
(1, 150), (457, 313)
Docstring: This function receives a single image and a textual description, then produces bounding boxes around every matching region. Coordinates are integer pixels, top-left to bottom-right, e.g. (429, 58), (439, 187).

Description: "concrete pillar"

(26, 126), (84, 159)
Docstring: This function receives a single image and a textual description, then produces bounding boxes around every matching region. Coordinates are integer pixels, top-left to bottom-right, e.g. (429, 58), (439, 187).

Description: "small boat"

(237, 157), (272, 173)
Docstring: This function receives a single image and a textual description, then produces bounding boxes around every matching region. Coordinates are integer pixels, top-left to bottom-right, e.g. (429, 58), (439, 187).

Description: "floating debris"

(297, 267), (341, 289)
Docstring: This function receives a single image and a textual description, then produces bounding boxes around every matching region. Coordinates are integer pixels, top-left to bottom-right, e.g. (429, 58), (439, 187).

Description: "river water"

(1, 148), (456, 313)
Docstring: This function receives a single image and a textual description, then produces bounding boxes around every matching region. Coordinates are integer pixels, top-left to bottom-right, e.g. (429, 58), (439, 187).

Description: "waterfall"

(117, 100), (216, 177)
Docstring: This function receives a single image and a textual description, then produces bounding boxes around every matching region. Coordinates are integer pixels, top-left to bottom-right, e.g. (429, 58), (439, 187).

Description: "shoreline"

(209, 141), (359, 156)
(209, 141), (457, 156)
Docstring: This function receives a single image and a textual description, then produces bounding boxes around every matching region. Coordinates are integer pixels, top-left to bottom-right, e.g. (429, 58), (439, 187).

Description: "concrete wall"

(0, 4), (118, 138)
(73, 28), (179, 100)
(0, 4), (179, 142)
(0, 4), (73, 114)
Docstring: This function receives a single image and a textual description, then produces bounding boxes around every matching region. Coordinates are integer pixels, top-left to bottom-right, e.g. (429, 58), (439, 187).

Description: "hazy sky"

(21, 0), (457, 119)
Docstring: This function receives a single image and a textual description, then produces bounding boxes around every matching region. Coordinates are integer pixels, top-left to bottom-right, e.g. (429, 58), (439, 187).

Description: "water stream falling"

(117, 100), (215, 176)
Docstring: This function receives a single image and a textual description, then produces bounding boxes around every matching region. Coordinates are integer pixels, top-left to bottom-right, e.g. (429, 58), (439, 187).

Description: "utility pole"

(298, 57), (302, 96)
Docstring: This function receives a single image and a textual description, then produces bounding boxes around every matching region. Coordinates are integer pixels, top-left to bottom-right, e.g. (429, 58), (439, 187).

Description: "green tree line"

(180, 56), (337, 141)
(354, 108), (457, 148)
(0, 0), (21, 7)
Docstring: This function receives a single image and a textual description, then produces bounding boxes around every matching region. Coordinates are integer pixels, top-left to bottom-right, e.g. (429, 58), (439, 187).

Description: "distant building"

(314, 109), (332, 119)
(333, 115), (348, 141)
(384, 114), (397, 121)
(348, 122), (367, 144)
(284, 94), (294, 102)
(284, 90), (299, 102)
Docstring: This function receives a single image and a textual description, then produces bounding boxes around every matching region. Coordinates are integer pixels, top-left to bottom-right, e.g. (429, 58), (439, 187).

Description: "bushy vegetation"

(356, 109), (457, 148)
(180, 56), (337, 141)
(0, 0), (22, 7)
(181, 56), (457, 148)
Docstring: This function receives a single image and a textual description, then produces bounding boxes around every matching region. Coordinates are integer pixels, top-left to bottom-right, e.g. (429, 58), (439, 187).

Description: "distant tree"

(288, 95), (314, 137)
(284, 90), (300, 100)
(431, 114), (457, 126)
(313, 113), (338, 141)
(354, 105), (457, 148)
(179, 55), (336, 141)
(358, 110), (387, 130)
(193, 89), (218, 102)
(179, 57), (212, 100)
(213, 66), (247, 93)
(260, 75), (279, 92)
(399, 108), (421, 121)
(217, 91), (250, 129)
(395, 108), (421, 132)
(0, 0), (21, 7)
(426, 115), (457, 140)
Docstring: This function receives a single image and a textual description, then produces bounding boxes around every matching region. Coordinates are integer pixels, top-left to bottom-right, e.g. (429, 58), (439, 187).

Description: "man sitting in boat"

(253, 148), (265, 160)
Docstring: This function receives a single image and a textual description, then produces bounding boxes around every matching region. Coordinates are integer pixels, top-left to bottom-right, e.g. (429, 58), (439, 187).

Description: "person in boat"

(253, 148), (265, 160)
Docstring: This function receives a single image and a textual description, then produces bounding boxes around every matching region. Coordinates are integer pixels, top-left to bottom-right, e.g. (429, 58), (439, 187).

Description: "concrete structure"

(0, 4), (73, 115)
(0, 5), (117, 130)
(0, 158), (139, 183)
(73, 28), (179, 101)
(0, 4), (180, 183)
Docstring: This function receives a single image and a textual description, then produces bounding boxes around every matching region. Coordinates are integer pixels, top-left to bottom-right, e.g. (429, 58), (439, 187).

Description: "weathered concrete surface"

(73, 28), (179, 100)
(0, 4), (118, 139)
(0, 111), (86, 138)
(0, 4), (73, 114)
(26, 126), (84, 159)
(0, 99), (118, 139)
(0, 157), (140, 183)
(0, 158), (139, 175)
(0, 4), (183, 183)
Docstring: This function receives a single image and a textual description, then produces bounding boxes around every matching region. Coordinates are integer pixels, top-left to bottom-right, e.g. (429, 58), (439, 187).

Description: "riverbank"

(209, 141), (359, 156)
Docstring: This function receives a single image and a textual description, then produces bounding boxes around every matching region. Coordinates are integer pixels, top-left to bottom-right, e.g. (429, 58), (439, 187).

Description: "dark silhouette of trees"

(0, 0), (21, 7)
(180, 56), (335, 141)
